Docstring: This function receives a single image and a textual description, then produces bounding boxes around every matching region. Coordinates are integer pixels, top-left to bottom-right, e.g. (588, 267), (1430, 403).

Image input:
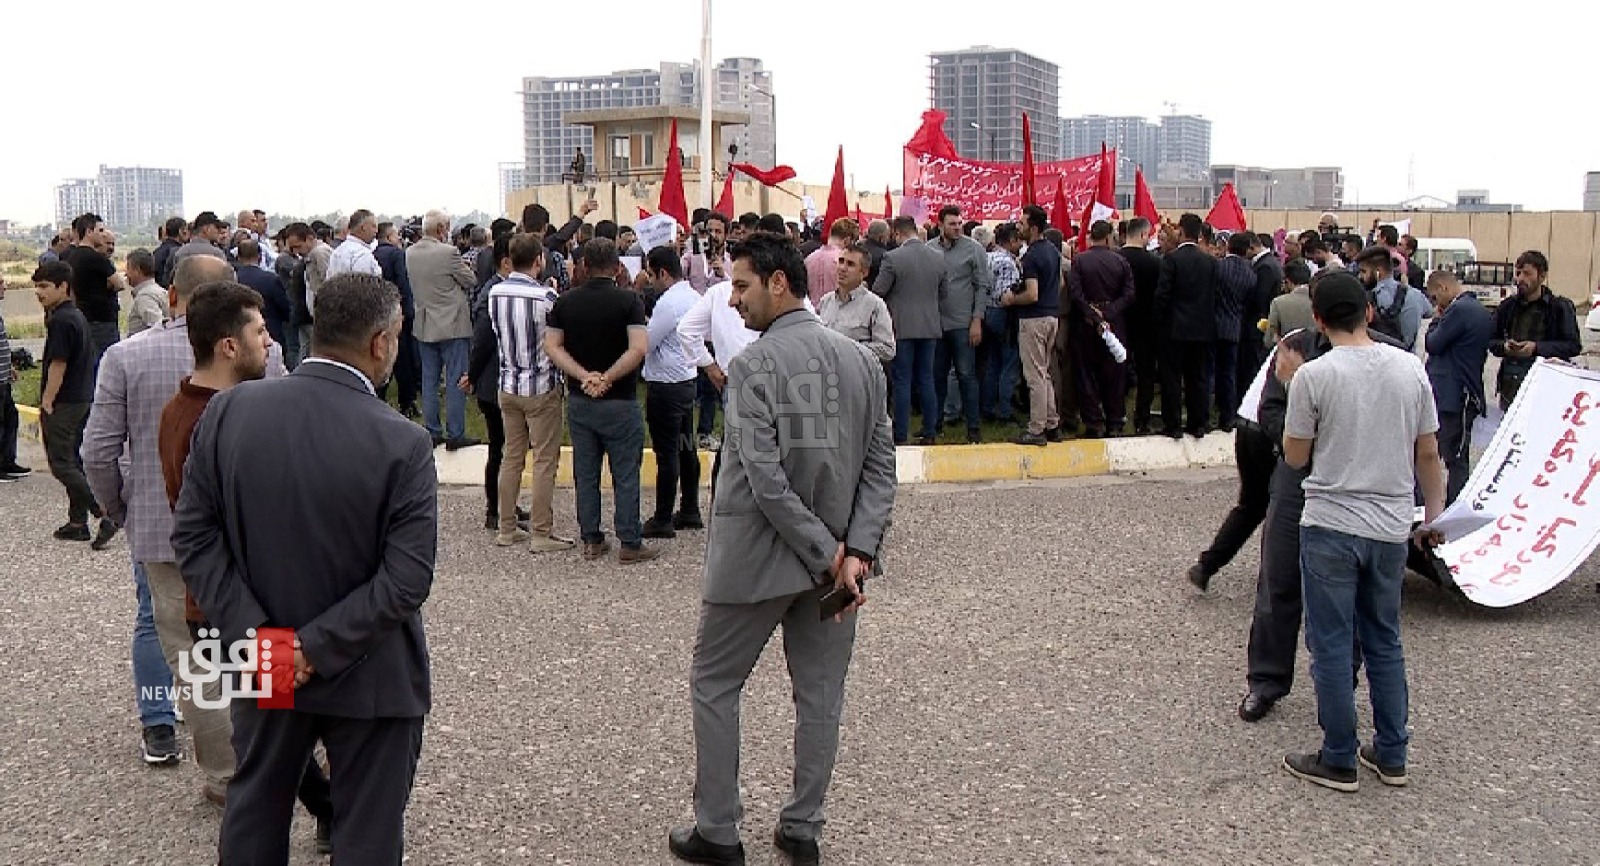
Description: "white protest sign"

(1380, 218), (1412, 237)
(1237, 329), (1306, 423)
(636, 213), (679, 254)
(1437, 360), (1600, 607)
(620, 256), (642, 280)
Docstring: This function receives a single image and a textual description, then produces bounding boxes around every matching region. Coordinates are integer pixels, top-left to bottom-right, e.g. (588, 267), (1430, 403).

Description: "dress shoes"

(668, 825), (746, 865)
(773, 827), (821, 866)
(583, 541), (612, 560)
(1238, 692), (1276, 723)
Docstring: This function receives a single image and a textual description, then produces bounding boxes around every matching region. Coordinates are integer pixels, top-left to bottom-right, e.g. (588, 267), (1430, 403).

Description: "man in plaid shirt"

(0, 273), (28, 480)
(82, 255), (287, 796)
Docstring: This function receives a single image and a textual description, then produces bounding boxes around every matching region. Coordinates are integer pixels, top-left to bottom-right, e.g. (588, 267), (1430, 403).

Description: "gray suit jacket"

(406, 237), (476, 342)
(705, 311), (897, 605)
(172, 361), (437, 718)
(871, 239), (947, 340)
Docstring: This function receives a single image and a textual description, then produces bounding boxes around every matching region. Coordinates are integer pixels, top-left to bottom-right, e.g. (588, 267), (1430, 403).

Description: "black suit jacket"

(172, 362), (437, 718)
(1245, 254), (1284, 342)
(1156, 243), (1220, 342)
(233, 264), (293, 345)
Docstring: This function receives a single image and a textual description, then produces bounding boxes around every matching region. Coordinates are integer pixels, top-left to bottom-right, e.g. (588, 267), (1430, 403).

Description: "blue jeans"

(568, 393), (645, 548)
(132, 561), (175, 727)
(418, 337), (469, 441)
(934, 327), (980, 434)
(1299, 525), (1410, 770)
(979, 307), (1020, 420)
(891, 338), (938, 442)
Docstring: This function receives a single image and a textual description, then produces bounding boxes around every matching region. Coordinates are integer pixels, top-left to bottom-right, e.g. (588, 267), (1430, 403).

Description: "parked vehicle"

(1458, 261), (1516, 309)
(1411, 237), (1477, 274)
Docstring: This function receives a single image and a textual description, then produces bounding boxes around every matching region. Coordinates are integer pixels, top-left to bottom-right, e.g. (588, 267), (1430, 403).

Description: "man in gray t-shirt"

(1275, 271), (1445, 794)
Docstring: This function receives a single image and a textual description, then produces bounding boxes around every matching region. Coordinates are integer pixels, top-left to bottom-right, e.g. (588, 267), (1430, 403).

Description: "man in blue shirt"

(1423, 269), (1494, 505)
(1000, 205), (1062, 446)
(1357, 246), (1430, 350)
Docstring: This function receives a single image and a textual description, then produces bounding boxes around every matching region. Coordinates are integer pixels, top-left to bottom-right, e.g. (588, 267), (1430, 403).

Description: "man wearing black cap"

(170, 211), (230, 274)
(1272, 270), (1445, 792)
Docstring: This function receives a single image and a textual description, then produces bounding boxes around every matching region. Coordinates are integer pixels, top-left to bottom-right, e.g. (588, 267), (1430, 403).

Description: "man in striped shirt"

(489, 234), (572, 552)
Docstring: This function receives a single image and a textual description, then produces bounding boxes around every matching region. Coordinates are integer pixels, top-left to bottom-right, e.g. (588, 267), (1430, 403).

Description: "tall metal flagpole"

(698, 0), (715, 210)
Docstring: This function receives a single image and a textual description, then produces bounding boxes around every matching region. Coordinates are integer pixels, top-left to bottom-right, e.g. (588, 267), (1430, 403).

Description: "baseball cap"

(1312, 270), (1369, 322)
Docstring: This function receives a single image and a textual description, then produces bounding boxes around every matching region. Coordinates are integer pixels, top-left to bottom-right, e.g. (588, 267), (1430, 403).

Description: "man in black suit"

(232, 240), (292, 346)
(1119, 218), (1163, 435)
(173, 272), (436, 865)
(1242, 233), (1284, 397)
(1155, 213), (1220, 438)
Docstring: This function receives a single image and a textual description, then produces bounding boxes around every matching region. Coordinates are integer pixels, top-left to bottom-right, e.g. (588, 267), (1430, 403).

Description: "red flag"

(658, 118), (689, 227)
(854, 205), (865, 232)
(822, 146), (849, 239)
(715, 170), (735, 218)
(1020, 112), (1036, 207)
(1206, 182), (1248, 233)
(1134, 168), (1160, 229)
(638, 206), (653, 220)
(730, 163), (797, 187)
(1077, 144), (1119, 252)
(883, 186), (894, 220)
(1050, 178), (1072, 233)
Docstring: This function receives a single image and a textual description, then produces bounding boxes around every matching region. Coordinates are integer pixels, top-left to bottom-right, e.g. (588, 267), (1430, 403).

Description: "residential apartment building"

(929, 47), (1060, 163)
(55, 165), (183, 231)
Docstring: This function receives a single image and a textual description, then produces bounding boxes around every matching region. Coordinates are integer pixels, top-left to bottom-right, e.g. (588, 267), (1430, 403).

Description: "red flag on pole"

(658, 118), (689, 227)
(730, 163), (797, 187)
(854, 205), (865, 233)
(1134, 168), (1160, 229)
(715, 169), (734, 218)
(1078, 144), (1119, 252)
(1206, 182), (1248, 233)
(883, 186), (894, 220)
(1050, 178), (1072, 233)
(638, 206), (653, 220)
(822, 146), (849, 238)
(1020, 112), (1037, 207)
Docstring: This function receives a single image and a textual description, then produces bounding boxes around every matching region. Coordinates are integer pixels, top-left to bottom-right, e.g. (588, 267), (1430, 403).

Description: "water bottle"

(1101, 325), (1127, 364)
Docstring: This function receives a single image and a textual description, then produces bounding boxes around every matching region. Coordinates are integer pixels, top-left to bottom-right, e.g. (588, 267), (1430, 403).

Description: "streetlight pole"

(751, 83), (776, 165)
(698, 0), (714, 210)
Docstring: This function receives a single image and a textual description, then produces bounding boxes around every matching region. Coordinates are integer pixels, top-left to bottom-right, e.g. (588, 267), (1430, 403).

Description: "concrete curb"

(16, 402), (1237, 486)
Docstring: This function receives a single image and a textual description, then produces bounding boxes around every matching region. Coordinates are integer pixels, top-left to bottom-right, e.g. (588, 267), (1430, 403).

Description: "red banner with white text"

(900, 111), (1107, 222)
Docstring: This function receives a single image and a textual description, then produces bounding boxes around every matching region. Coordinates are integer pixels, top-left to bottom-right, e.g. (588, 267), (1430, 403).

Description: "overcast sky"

(3, 0), (1594, 227)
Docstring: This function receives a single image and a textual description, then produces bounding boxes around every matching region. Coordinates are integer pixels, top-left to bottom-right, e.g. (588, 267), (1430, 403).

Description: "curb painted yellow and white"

(16, 403), (1237, 487)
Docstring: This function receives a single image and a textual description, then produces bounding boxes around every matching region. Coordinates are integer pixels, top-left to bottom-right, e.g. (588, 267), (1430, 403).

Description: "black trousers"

(480, 397), (504, 518)
(42, 402), (101, 525)
(1072, 321), (1128, 431)
(1197, 423), (1276, 578)
(1439, 407), (1476, 506)
(88, 320), (120, 377)
(695, 366), (719, 438)
(377, 325), (422, 411)
(1130, 324), (1160, 430)
(1161, 339), (1211, 435)
(221, 702), (422, 866)
(646, 379), (700, 522)
(1208, 340), (1239, 428)
(1245, 462), (1364, 700)
(1236, 338), (1266, 408)
(225, 684), (333, 824)
(0, 383), (18, 469)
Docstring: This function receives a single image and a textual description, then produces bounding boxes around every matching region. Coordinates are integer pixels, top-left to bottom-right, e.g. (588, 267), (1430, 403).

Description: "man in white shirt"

(327, 210), (382, 279)
(235, 209), (277, 269)
(643, 247), (704, 539)
(124, 248), (169, 336)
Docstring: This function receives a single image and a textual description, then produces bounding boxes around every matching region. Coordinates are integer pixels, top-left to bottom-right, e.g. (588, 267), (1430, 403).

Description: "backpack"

(1369, 281), (1408, 344)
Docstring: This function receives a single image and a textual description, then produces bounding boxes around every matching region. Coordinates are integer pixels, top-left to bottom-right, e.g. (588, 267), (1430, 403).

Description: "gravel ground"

(2, 439), (1598, 866)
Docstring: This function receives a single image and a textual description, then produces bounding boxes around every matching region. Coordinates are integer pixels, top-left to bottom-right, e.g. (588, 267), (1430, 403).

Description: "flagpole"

(698, 0), (714, 210)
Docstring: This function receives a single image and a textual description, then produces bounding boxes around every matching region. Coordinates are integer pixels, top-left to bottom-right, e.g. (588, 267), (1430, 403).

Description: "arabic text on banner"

(1439, 360), (1600, 607)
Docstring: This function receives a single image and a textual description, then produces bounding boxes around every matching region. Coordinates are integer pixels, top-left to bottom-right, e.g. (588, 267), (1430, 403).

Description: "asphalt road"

(1, 443), (1597, 865)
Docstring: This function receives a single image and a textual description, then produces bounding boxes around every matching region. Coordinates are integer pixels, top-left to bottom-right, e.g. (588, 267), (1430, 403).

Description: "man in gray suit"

(669, 232), (897, 866)
(872, 215), (947, 444)
(173, 273), (436, 865)
(407, 208), (480, 449)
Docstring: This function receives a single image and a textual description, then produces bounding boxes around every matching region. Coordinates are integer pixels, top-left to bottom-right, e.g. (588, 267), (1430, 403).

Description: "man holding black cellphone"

(668, 231), (896, 866)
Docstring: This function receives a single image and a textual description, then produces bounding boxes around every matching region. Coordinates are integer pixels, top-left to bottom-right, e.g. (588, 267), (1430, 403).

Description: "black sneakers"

(91, 517), (119, 551)
(53, 523), (91, 542)
(1282, 751), (1358, 792)
(1359, 744), (1408, 787)
(142, 724), (180, 765)
(0, 464), (30, 480)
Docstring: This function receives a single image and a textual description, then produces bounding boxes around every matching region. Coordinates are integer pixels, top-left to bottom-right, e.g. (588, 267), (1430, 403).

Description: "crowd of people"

(0, 196), (1586, 860)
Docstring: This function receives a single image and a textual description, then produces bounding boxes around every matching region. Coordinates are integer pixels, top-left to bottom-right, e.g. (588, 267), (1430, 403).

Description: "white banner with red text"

(1439, 360), (1600, 607)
